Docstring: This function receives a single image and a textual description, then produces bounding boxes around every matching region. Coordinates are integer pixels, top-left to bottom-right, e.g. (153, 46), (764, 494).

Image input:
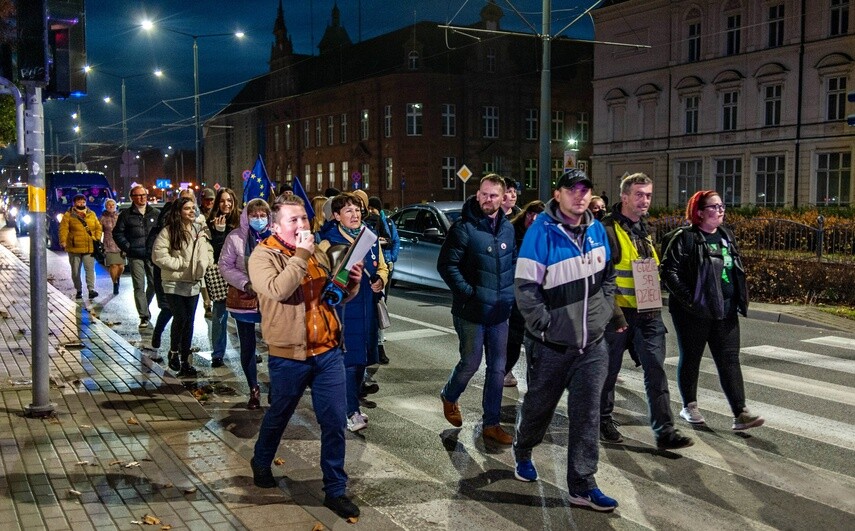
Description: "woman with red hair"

(660, 190), (764, 431)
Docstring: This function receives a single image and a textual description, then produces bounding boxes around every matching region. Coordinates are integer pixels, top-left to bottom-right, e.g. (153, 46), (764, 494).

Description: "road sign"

(352, 171), (362, 183)
(457, 165), (472, 183)
(242, 169), (251, 181)
(564, 149), (577, 171)
(155, 179), (170, 189)
(213, 183), (221, 191)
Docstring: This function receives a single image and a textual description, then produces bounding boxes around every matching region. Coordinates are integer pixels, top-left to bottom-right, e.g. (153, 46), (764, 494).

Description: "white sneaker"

(679, 402), (706, 424)
(360, 411), (369, 422)
(503, 372), (518, 387)
(347, 412), (367, 432)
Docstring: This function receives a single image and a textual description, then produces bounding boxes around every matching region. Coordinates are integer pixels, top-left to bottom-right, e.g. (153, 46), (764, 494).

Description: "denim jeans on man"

(441, 316), (508, 426)
(253, 347), (348, 497)
(210, 300), (228, 361)
(128, 257), (155, 321)
(671, 310), (745, 417)
(602, 307), (675, 436)
(514, 336), (608, 493)
(68, 252), (96, 293)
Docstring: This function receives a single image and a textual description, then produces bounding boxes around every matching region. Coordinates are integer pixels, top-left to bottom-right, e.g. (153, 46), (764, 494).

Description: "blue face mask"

(249, 217), (268, 232)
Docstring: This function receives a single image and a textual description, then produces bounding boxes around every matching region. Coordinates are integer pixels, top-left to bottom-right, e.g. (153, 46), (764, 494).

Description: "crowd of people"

(59, 169), (763, 520)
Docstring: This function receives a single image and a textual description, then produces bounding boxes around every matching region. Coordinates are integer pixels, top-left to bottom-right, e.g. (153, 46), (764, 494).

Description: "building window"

(303, 120), (310, 148)
(677, 160), (703, 205)
(687, 21), (701, 62)
(316, 163), (323, 191)
(406, 103), (423, 136)
(482, 106), (499, 139)
(551, 110), (565, 141)
(340, 113), (348, 144)
(360, 163), (370, 188)
(524, 108), (538, 140)
(285, 123), (292, 149)
(408, 50), (419, 70)
(442, 104), (456, 136)
(360, 109), (369, 141)
(384, 105), (392, 138)
(384, 157), (393, 190)
(327, 116), (334, 145)
(577, 111), (589, 143)
(483, 160), (496, 175)
(756, 155), (785, 206)
(827, 76), (847, 120)
(286, 166), (292, 183)
(328, 162), (335, 187)
(722, 90), (738, 131)
(830, 0), (850, 36)
(341, 161), (349, 190)
(486, 47), (496, 73)
(715, 158), (742, 206)
(768, 4), (784, 48)
(726, 14), (741, 56)
(274, 125), (280, 151)
(764, 84), (782, 126)
(524, 159), (538, 190)
(304, 164), (311, 192)
(684, 95), (699, 134)
(442, 157), (457, 189)
(315, 118), (322, 147)
(551, 159), (563, 186)
(817, 152), (851, 205)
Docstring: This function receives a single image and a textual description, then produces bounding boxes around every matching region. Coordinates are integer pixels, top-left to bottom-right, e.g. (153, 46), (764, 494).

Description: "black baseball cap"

(556, 169), (593, 190)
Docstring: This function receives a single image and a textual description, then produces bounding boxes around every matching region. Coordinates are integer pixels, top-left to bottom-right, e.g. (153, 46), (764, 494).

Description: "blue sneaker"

(514, 458), (538, 482)
(568, 488), (618, 512)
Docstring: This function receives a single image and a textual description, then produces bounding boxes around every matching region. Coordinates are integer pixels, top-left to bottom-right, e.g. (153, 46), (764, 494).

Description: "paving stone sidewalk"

(0, 243), (331, 530)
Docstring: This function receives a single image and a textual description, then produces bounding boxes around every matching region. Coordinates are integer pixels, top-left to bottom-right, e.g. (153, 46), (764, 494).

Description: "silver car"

(389, 202), (463, 290)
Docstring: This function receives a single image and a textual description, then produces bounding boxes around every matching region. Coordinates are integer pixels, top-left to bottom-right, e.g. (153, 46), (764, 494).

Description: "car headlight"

(9, 207), (18, 217)
(22, 214), (32, 224)
(56, 213), (64, 223)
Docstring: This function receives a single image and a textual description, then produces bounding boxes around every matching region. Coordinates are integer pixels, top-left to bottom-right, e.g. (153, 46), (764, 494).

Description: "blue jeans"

(211, 300), (228, 361)
(441, 316), (508, 427)
(602, 308), (675, 436)
(234, 318), (258, 389)
(514, 336), (607, 493)
(252, 348), (348, 497)
(345, 364), (365, 416)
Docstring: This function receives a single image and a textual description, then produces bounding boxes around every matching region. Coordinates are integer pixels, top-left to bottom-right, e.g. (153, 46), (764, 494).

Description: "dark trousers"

(152, 308), (172, 345)
(602, 308), (675, 436)
(253, 348), (347, 497)
(505, 303), (525, 375)
(235, 318), (258, 389)
(514, 336), (607, 493)
(345, 364), (365, 416)
(165, 293), (198, 357)
(671, 310), (746, 417)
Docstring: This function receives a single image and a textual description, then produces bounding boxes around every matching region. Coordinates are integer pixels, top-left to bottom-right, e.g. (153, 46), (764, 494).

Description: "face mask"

(249, 217), (268, 232)
(75, 205), (86, 211)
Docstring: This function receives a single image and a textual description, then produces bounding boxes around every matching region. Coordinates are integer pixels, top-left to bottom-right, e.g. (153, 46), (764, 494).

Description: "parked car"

(45, 171), (115, 250)
(388, 201), (463, 290)
(4, 184), (30, 235)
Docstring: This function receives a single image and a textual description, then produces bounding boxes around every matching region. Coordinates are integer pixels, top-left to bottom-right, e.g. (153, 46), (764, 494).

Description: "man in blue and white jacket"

(511, 169), (619, 513)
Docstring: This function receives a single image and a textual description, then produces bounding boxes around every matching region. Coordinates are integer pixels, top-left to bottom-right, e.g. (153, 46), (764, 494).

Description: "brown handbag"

(226, 285), (258, 311)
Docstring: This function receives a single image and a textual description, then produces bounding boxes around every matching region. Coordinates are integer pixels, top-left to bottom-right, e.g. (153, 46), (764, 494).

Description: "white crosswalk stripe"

(741, 345), (855, 374)
(802, 335), (855, 351)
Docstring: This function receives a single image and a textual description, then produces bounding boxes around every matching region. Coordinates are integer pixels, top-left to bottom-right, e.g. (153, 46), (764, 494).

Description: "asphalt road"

(6, 227), (855, 530)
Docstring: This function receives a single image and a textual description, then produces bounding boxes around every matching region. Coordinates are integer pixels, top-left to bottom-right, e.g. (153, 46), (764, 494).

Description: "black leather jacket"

(660, 224), (748, 319)
(114, 205), (161, 259)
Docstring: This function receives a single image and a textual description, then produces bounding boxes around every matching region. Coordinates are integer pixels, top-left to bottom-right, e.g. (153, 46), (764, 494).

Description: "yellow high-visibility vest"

(613, 223), (659, 308)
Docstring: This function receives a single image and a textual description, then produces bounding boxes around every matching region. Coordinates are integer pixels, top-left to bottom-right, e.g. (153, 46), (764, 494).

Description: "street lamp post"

(141, 21), (244, 185)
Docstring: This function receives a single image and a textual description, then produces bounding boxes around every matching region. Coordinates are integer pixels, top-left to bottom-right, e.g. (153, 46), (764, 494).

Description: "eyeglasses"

(131, 194), (147, 198)
(703, 204), (726, 212)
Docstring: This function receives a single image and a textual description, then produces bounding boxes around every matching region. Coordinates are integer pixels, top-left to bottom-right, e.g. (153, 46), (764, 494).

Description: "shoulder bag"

(77, 215), (105, 264)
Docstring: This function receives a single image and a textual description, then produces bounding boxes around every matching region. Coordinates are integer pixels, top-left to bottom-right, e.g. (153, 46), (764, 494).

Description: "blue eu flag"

(243, 155), (274, 206)
(291, 176), (315, 222)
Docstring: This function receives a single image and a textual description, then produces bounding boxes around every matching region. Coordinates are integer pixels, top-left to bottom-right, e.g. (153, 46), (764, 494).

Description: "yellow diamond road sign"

(457, 165), (472, 183)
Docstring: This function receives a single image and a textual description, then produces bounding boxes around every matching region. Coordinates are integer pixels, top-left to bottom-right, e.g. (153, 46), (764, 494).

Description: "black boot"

(167, 350), (180, 372)
(378, 344), (389, 365)
(113, 281), (119, 295)
(178, 353), (198, 377)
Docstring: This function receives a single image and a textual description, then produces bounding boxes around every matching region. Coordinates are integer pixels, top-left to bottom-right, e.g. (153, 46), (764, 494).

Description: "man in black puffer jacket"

(437, 174), (516, 446)
(114, 185), (160, 328)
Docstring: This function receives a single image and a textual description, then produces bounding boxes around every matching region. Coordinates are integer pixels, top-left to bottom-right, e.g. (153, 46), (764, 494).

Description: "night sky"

(38, 0), (595, 160)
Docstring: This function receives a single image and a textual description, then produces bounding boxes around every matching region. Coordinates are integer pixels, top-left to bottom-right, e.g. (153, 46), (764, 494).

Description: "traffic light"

(46, 0), (87, 98)
(15, 0), (49, 85)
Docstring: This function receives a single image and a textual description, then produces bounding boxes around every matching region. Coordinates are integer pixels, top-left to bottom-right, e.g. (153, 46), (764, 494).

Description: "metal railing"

(648, 215), (855, 264)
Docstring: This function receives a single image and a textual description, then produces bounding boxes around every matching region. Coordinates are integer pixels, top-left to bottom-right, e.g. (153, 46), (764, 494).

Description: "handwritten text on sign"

(631, 258), (662, 310)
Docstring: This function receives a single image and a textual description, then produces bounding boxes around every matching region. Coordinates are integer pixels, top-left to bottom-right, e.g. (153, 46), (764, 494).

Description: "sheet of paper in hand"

(631, 258), (662, 310)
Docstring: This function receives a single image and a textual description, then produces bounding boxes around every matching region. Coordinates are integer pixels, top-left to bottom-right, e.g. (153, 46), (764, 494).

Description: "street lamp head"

(73, 125), (80, 133)
(103, 96), (111, 103)
(235, 31), (245, 39)
(141, 19), (154, 31)
(154, 69), (163, 77)
(83, 65), (92, 73)
(71, 112), (78, 119)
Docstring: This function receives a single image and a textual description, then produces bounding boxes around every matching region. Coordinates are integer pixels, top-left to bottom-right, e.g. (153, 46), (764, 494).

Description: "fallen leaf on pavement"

(76, 461), (89, 466)
(64, 342), (85, 349)
(124, 461), (140, 468)
(183, 487), (197, 494)
(127, 417), (139, 425)
(160, 526), (172, 530)
(273, 457), (285, 466)
(79, 424), (91, 428)
(109, 460), (123, 466)
(346, 517), (358, 524)
(142, 514), (161, 525)
(0, 309), (9, 318)
(311, 523), (325, 531)
(68, 489), (82, 496)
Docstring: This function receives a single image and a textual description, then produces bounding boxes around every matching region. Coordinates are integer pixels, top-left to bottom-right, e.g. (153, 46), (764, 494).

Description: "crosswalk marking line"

(802, 336), (855, 351)
(389, 313), (455, 334)
(663, 358), (855, 407)
(614, 369), (855, 452)
(383, 329), (448, 342)
(741, 345), (855, 375)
